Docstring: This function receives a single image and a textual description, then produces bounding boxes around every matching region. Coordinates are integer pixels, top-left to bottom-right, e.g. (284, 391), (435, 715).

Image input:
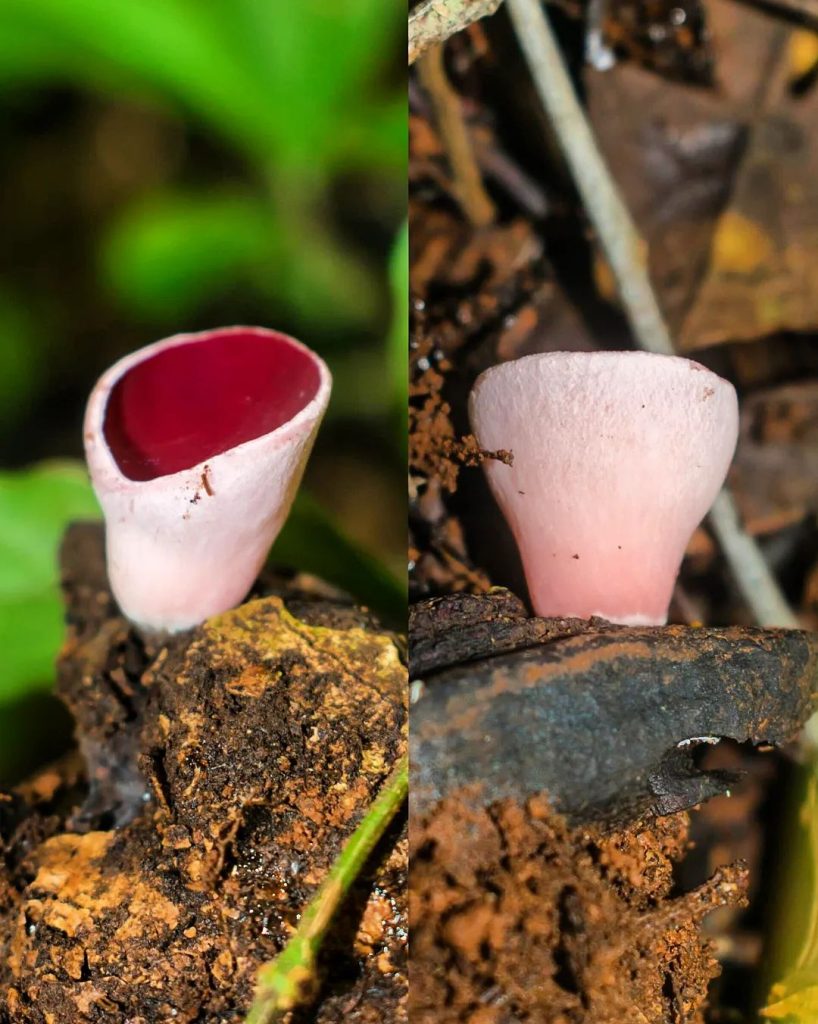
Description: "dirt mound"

(410, 790), (747, 1024)
(0, 524), (408, 1023)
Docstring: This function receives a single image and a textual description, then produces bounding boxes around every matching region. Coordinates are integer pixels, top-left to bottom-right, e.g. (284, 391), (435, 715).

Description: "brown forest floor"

(408, 2), (818, 1020)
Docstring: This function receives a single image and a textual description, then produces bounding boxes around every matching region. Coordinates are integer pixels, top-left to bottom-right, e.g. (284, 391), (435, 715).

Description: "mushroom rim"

(84, 325), (332, 493)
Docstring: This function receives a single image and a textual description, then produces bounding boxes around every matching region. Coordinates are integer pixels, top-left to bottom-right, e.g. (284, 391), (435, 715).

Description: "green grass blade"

(245, 753), (408, 1024)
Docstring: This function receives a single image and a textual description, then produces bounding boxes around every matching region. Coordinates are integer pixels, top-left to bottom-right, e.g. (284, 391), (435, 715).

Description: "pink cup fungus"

(468, 350), (739, 625)
(84, 326), (331, 632)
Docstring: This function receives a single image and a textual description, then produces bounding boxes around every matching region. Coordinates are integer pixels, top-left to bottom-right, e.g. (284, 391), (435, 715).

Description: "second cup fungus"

(469, 351), (739, 625)
(84, 326), (331, 632)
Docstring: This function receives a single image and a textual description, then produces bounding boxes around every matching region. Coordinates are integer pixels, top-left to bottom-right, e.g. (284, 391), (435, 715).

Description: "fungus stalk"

(469, 351), (738, 625)
(84, 326), (331, 632)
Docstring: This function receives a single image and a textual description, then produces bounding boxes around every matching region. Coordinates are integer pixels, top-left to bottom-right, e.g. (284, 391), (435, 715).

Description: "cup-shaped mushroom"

(469, 351), (738, 625)
(84, 326), (331, 632)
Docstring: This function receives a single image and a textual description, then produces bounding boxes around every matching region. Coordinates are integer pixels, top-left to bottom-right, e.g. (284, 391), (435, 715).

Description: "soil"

(0, 523), (408, 1023)
(410, 792), (748, 1024)
(408, 591), (812, 1023)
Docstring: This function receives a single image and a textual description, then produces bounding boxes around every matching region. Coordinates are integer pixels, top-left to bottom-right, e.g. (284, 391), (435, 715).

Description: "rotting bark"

(408, 0), (504, 65)
(409, 588), (612, 677)
(0, 523), (408, 1024)
(411, 591), (818, 827)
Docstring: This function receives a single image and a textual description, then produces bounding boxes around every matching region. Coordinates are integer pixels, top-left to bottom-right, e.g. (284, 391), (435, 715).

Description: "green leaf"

(105, 189), (378, 330)
(0, 18), (87, 85)
(245, 754), (408, 1023)
(102, 192), (272, 319)
(0, 0), (278, 159)
(0, 469), (404, 709)
(0, 0), (402, 171)
(209, 0), (401, 167)
(763, 971), (818, 1019)
(249, 217), (379, 332)
(273, 493), (405, 628)
(0, 462), (100, 702)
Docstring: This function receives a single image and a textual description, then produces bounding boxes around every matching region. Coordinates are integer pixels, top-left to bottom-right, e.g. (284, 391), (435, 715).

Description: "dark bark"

(411, 593), (818, 826)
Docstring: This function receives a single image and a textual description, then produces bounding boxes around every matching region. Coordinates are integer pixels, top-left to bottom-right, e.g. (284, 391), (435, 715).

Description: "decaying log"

(411, 591), (818, 826)
(0, 524), (408, 1023)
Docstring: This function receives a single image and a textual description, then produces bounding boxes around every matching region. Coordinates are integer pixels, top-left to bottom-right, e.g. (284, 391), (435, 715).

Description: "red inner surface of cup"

(103, 329), (322, 481)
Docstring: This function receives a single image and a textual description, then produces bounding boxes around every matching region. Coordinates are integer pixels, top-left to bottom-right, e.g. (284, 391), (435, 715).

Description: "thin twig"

(708, 491), (799, 628)
(244, 754), (409, 1024)
(417, 44), (496, 227)
(506, 0), (798, 630)
(409, 0), (504, 64)
(507, 0), (675, 358)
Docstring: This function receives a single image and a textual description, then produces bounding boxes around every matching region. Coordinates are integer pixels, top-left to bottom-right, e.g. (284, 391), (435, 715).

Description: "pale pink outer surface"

(469, 351), (739, 625)
(84, 326), (331, 632)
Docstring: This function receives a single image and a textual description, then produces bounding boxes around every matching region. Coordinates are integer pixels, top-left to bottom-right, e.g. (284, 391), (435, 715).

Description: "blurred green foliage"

(0, 1), (406, 781)
(101, 190), (382, 331)
(0, 463), (402, 704)
(275, 492), (405, 625)
(390, 221), (409, 416)
(0, 0), (402, 332)
(0, 0), (403, 171)
(0, 463), (99, 703)
(762, 766), (818, 1020)
(102, 193), (273, 320)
